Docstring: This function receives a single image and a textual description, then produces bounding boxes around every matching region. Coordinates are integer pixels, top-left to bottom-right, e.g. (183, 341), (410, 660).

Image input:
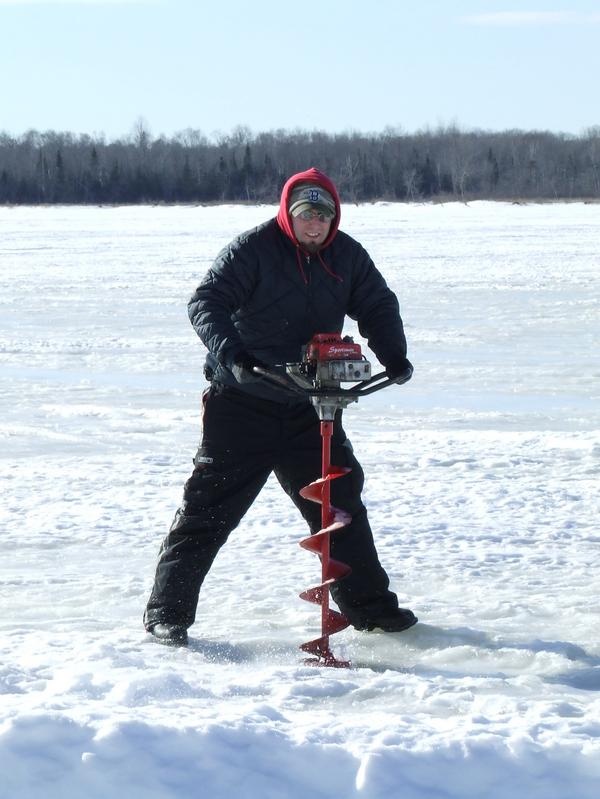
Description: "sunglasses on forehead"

(297, 208), (334, 222)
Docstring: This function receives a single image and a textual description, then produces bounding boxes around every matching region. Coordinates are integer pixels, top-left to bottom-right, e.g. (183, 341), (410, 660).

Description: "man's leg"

(144, 386), (274, 632)
(274, 407), (415, 629)
(144, 459), (271, 630)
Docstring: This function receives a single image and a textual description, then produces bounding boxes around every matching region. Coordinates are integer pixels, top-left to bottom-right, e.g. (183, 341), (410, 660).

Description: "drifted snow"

(1, 202), (599, 799)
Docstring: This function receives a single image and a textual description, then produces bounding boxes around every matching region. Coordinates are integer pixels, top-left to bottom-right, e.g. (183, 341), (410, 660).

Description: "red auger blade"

(299, 526), (351, 554)
(325, 559), (352, 582)
(298, 421), (354, 668)
(300, 635), (351, 668)
(324, 608), (350, 636)
(324, 508), (352, 532)
(300, 618), (349, 651)
(299, 481), (325, 503)
(299, 532), (326, 554)
(300, 636), (328, 656)
(299, 568), (351, 605)
(299, 585), (324, 604)
(299, 468), (351, 504)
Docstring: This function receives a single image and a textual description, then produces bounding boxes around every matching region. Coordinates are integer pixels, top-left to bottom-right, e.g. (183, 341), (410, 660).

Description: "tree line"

(1, 123), (599, 205)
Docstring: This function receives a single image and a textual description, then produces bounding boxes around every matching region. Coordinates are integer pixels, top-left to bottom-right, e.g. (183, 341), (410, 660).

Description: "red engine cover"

(306, 333), (362, 361)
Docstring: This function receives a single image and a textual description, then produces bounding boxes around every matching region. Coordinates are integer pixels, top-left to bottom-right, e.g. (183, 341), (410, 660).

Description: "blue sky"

(1, 0), (599, 141)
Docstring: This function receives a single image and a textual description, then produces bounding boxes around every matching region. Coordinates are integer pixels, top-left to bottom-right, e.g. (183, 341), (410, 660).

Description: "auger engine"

(286, 333), (372, 421)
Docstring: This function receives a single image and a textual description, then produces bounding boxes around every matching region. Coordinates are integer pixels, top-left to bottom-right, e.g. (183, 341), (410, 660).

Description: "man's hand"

(231, 350), (270, 383)
(384, 355), (414, 383)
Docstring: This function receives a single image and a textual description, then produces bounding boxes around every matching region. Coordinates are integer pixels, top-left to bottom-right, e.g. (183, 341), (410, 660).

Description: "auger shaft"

(319, 421), (333, 654)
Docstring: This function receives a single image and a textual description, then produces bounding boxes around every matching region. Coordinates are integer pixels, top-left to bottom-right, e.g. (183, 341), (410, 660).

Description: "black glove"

(384, 355), (414, 383)
(231, 350), (270, 383)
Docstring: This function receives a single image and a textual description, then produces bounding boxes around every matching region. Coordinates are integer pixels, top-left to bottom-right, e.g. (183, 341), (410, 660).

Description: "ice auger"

(256, 333), (412, 668)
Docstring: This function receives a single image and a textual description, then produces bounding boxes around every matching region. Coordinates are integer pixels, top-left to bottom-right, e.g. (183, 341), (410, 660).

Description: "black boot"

(352, 607), (418, 632)
(148, 623), (189, 647)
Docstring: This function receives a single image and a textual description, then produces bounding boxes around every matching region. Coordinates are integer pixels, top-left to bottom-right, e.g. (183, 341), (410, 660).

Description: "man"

(144, 167), (417, 646)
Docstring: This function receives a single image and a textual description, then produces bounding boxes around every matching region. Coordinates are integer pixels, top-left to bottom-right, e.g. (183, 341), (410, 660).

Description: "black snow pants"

(144, 382), (399, 631)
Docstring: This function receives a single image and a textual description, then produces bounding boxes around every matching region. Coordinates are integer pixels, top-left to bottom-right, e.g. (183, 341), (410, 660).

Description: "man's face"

(291, 208), (333, 253)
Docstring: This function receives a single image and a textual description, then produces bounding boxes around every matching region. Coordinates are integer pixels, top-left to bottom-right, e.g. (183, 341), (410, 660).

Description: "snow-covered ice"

(1, 201), (599, 798)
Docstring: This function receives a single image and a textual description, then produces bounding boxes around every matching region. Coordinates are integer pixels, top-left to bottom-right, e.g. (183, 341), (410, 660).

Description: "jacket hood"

(276, 167), (341, 250)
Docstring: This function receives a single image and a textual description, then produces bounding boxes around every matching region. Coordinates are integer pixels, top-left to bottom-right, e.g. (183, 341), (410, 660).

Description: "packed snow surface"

(1, 201), (599, 799)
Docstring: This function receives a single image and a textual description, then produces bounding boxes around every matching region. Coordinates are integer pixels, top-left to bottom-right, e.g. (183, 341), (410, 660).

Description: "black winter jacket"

(187, 218), (408, 403)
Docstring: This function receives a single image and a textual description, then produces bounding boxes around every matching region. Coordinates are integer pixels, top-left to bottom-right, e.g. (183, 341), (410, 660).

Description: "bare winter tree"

(1, 124), (599, 204)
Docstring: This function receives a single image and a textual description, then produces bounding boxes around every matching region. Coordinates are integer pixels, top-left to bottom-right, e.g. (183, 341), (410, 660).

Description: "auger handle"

(349, 366), (413, 394)
(252, 365), (413, 398)
(251, 366), (307, 394)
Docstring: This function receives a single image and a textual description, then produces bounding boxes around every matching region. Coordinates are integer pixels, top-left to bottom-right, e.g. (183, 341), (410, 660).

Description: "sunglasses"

(297, 208), (334, 222)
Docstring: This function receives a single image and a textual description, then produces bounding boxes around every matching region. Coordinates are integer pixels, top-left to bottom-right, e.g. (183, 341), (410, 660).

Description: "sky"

(1, 0), (599, 142)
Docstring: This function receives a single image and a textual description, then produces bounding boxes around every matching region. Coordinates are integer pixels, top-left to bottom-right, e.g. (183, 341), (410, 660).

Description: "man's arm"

(187, 239), (257, 367)
(346, 243), (410, 371)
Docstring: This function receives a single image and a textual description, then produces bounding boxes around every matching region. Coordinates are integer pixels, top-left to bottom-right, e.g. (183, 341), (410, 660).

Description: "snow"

(1, 201), (599, 799)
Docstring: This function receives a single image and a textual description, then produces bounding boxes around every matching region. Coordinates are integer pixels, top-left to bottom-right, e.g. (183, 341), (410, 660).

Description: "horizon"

(3, 120), (599, 145)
